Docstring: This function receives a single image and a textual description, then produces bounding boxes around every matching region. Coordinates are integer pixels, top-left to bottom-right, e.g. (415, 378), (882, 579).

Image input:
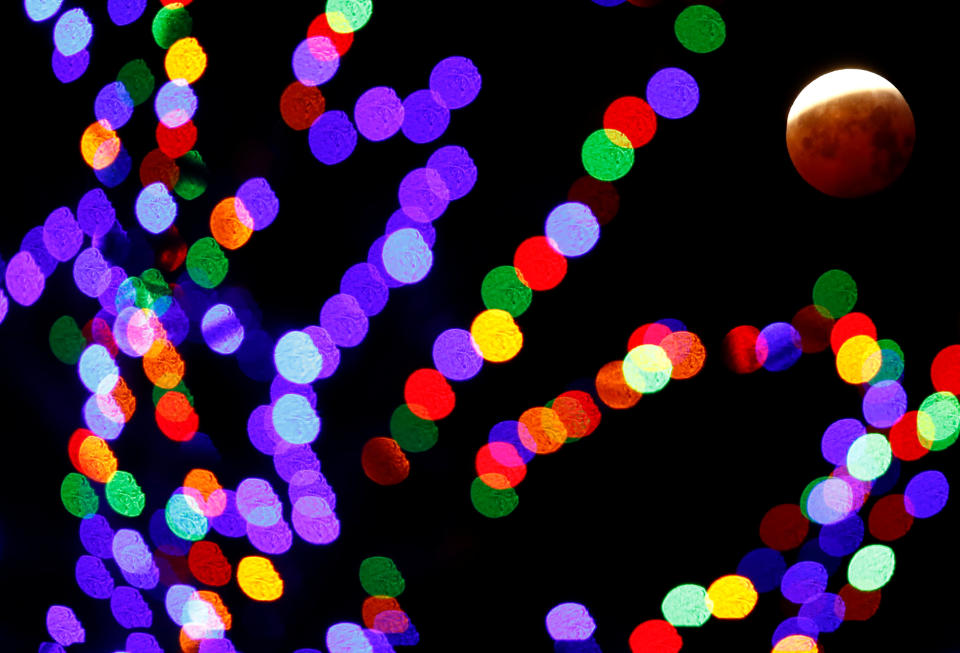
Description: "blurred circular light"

(674, 4), (726, 53)
(80, 121), (121, 170)
(54, 8), (93, 56)
(362, 437), (410, 485)
(736, 548), (787, 593)
(309, 110), (357, 164)
(272, 393), (321, 444)
(546, 602), (596, 641)
(152, 5), (192, 49)
(399, 167), (450, 222)
(781, 561), (827, 604)
(426, 145), (477, 200)
(432, 328), (483, 381)
(382, 228), (433, 283)
(862, 380), (907, 428)
(326, 0), (373, 33)
(623, 344), (672, 393)
(582, 129), (634, 180)
(292, 36), (340, 86)
(904, 470), (949, 518)
(646, 67), (699, 119)
(471, 309), (523, 362)
(756, 322), (802, 371)
(165, 36), (207, 84)
(186, 237), (228, 289)
(201, 304), (245, 354)
(603, 96), (656, 148)
(354, 86), (404, 141)
(628, 620), (682, 653)
(52, 48), (89, 83)
(846, 433), (892, 481)
(237, 556), (283, 601)
(847, 544), (895, 591)
(320, 293), (368, 347)
(95, 82), (134, 129)
(401, 90), (450, 144)
(280, 82), (326, 131)
(429, 56), (482, 109)
(706, 575), (757, 619)
(481, 265), (532, 317)
(470, 476), (518, 518)
(545, 202), (600, 257)
(25, 0), (63, 22)
(5, 251), (45, 306)
(813, 269), (857, 319)
(155, 80), (197, 128)
(514, 235), (567, 291)
(107, 0), (146, 26)
(661, 584), (710, 627)
(931, 345), (960, 394)
(117, 59), (155, 106)
(274, 331), (323, 384)
(136, 182), (178, 234)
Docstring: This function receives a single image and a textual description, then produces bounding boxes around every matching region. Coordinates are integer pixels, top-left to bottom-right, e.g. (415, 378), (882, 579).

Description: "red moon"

(786, 69), (915, 198)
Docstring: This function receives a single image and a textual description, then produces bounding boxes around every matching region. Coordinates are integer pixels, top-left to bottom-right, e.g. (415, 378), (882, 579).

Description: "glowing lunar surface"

(786, 69), (914, 198)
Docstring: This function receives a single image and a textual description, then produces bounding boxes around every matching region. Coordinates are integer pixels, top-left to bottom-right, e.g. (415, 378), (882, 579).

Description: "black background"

(2, 1), (958, 652)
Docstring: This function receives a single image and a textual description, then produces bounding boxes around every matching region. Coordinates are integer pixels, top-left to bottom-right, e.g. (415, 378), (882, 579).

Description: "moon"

(786, 69), (915, 198)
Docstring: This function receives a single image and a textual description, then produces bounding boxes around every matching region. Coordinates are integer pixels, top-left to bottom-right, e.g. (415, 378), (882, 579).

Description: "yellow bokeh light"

(836, 334), (881, 384)
(165, 37), (208, 84)
(470, 309), (523, 362)
(80, 120), (121, 170)
(237, 556), (283, 601)
(706, 574), (757, 619)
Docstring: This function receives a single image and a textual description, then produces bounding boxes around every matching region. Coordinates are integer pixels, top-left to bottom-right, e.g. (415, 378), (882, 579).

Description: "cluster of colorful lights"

(9, 2), (955, 652)
(470, 320), (705, 518)
(361, 59), (703, 483)
(546, 271), (956, 653)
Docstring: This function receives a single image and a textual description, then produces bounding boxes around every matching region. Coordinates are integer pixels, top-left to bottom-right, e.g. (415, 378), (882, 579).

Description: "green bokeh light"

(813, 269), (857, 319)
(152, 6), (193, 50)
(481, 266), (533, 317)
(105, 471), (146, 517)
(918, 391), (960, 448)
(175, 150), (209, 200)
(674, 5), (726, 53)
(49, 315), (87, 365)
(117, 59), (155, 106)
(359, 556), (405, 597)
(623, 344), (672, 393)
(326, 0), (373, 33)
(662, 584), (711, 627)
(389, 405), (439, 453)
(187, 237), (229, 289)
(848, 544), (895, 591)
(61, 473), (99, 518)
(846, 433), (892, 481)
(165, 493), (208, 541)
(582, 129), (634, 181)
(470, 476), (519, 518)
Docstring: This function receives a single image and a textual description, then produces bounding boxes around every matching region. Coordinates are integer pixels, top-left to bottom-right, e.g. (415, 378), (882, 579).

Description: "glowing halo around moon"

(786, 68), (915, 198)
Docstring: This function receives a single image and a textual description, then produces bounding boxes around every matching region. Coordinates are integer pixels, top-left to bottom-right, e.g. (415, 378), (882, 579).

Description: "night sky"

(2, 1), (957, 652)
